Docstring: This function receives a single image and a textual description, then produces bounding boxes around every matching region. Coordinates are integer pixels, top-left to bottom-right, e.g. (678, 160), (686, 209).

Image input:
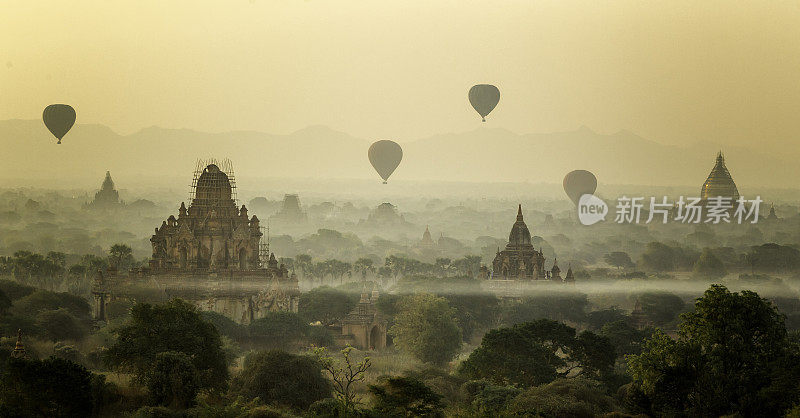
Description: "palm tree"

(353, 258), (375, 280)
(295, 254), (313, 279)
(109, 244), (133, 270)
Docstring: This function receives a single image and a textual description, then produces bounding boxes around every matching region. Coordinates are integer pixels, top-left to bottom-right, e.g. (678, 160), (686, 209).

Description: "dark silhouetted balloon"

(468, 84), (500, 122)
(368, 140), (403, 184)
(42, 104), (76, 144)
(563, 170), (598, 205)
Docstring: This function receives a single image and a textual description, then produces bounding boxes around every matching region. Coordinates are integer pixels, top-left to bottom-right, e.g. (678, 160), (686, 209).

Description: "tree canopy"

(459, 319), (615, 387)
(0, 357), (94, 417)
(231, 350), (331, 411)
(368, 376), (444, 418)
(628, 284), (800, 417)
(390, 293), (461, 365)
(106, 299), (228, 391)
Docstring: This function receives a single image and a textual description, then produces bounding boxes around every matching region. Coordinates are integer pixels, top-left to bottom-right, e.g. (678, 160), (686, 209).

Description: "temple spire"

(702, 151), (739, 201)
(11, 329), (27, 359)
(517, 204), (523, 221)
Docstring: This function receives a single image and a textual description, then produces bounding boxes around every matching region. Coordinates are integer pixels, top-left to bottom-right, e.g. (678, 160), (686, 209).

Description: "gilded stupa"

(701, 152), (739, 202)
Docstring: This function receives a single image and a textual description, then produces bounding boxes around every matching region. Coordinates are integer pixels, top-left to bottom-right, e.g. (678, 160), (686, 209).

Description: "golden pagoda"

(10, 329), (28, 359)
(701, 152), (739, 201)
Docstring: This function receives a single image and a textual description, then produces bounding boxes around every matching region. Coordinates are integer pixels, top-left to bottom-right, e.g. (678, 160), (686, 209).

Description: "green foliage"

(639, 242), (699, 272)
(0, 289), (11, 315)
(90, 373), (121, 417)
(504, 378), (615, 417)
(11, 289), (91, 320)
(184, 396), (297, 418)
(389, 293), (461, 365)
(0, 357), (94, 417)
(459, 319), (615, 387)
(306, 398), (346, 418)
(368, 376), (444, 418)
(744, 243), (800, 272)
(443, 294), (499, 342)
(106, 299), (228, 391)
(604, 252), (634, 270)
(500, 292), (589, 325)
(231, 350), (331, 411)
(126, 406), (185, 418)
(0, 279), (35, 300)
(7, 250), (66, 283)
(585, 307), (628, 331)
(462, 380), (521, 417)
(403, 368), (466, 408)
(692, 247), (727, 278)
(628, 284), (800, 417)
(145, 351), (201, 408)
(105, 299), (134, 321)
(35, 308), (88, 342)
(634, 291), (685, 326)
(109, 243), (134, 269)
(298, 286), (357, 326)
(201, 311), (247, 341)
(599, 320), (651, 357)
(248, 312), (310, 348)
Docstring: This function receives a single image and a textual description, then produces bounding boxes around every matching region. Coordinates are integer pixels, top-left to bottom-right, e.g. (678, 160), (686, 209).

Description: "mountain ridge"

(0, 119), (794, 190)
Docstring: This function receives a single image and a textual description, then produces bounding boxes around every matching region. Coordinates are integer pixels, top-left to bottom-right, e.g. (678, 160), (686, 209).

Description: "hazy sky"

(2, 1), (800, 149)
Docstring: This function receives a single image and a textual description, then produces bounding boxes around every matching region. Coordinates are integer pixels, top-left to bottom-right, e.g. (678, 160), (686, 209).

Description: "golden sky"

(2, 0), (799, 151)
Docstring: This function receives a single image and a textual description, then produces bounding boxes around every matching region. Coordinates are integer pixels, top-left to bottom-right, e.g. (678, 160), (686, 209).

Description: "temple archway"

(179, 247), (188, 269)
(239, 248), (248, 270)
(369, 325), (382, 350)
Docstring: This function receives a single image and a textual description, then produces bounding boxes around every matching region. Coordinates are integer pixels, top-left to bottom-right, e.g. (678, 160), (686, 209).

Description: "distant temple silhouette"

(86, 171), (122, 209)
(491, 205), (571, 282)
(271, 194), (307, 224)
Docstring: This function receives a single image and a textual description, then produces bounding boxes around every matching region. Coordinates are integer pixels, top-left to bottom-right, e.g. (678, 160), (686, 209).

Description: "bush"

(0, 357), (95, 417)
(36, 308), (88, 342)
(504, 378), (615, 417)
(248, 312), (309, 348)
(106, 299), (228, 391)
(369, 376), (443, 417)
(298, 286), (357, 326)
(0, 279), (36, 300)
(389, 294), (461, 365)
(145, 351), (201, 408)
(12, 290), (91, 320)
(126, 406), (185, 418)
(231, 350), (331, 411)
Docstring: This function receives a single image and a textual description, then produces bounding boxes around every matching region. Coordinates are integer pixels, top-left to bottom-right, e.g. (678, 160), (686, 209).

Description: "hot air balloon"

(368, 140), (403, 184)
(42, 104), (76, 144)
(468, 84), (500, 122)
(563, 170), (598, 205)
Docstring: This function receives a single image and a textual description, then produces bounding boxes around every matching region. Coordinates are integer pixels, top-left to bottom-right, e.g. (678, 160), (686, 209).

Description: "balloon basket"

(382, 181), (387, 184)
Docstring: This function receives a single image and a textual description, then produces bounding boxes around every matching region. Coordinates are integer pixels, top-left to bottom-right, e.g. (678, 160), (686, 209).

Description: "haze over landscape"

(3, 2), (800, 417)
(0, 119), (798, 193)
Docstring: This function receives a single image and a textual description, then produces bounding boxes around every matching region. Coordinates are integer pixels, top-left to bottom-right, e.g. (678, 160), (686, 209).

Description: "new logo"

(578, 194), (608, 225)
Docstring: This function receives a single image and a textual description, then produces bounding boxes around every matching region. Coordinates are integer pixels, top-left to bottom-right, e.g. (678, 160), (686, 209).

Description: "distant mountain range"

(0, 119), (795, 191)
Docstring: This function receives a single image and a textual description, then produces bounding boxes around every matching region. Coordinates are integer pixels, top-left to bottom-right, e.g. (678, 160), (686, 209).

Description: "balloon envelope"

(368, 140), (403, 183)
(42, 104), (76, 144)
(563, 170), (598, 205)
(468, 84), (500, 122)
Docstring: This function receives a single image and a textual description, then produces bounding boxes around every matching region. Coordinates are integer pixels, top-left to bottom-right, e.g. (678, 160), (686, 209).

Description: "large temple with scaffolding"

(92, 159), (299, 324)
(150, 160), (268, 272)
